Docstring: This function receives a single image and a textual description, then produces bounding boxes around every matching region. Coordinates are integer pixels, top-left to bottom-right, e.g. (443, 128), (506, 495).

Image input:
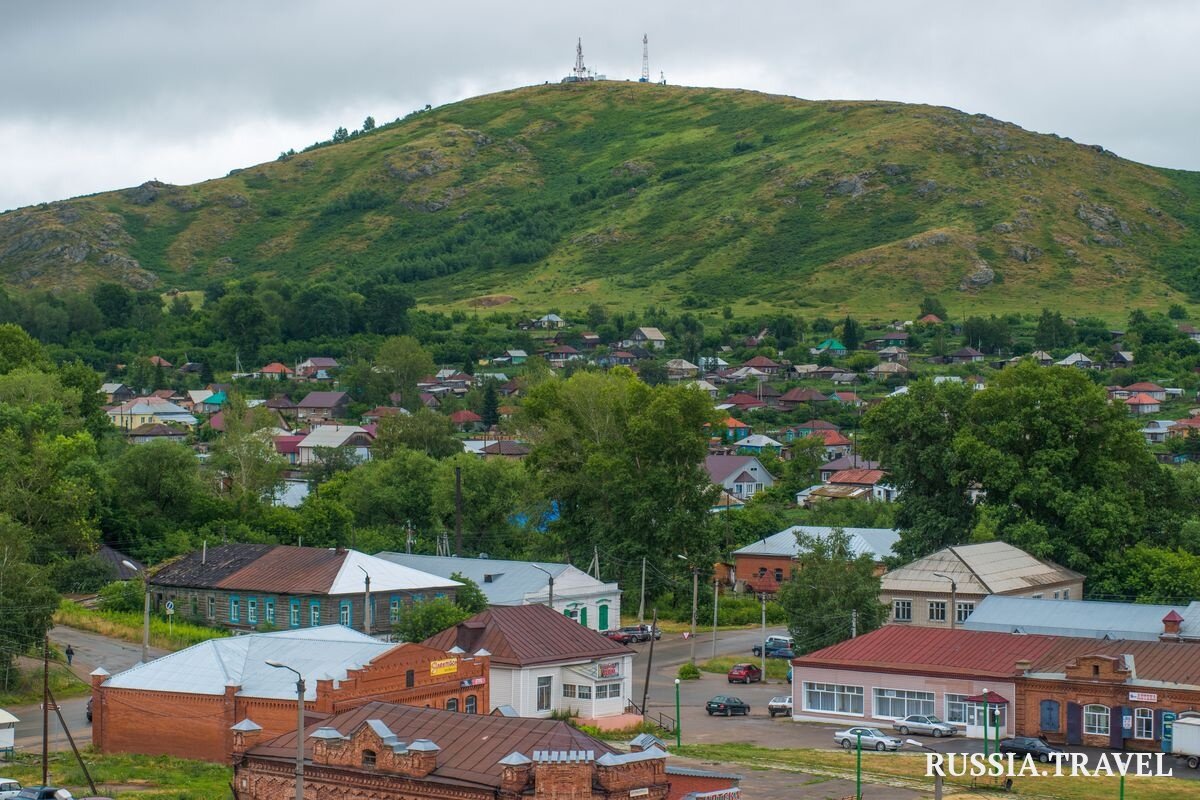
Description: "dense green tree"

(523, 370), (718, 593)
(776, 528), (888, 654)
(395, 598), (469, 643)
(479, 380), (500, 427)
(207, 396), (286, 512)
(93, 283), (133, 328)
(450, 572), (489, 613)
(216, 293), (273, 355)
(1034, 309), (1073, 350)
(0, 556), (60, 689)
(362, 116), (376, 132)
(0, 323), (48, 374)
(374, 409), (461, 459)
(840, 316), (862, 351)
(320, 448), (439, 533)
(919, 296), (947, 320)
(363, 285), (415, 335)
(962, 315), (1011, 353)
(432, 455), (535, 558)
(375, 335), (435, 407)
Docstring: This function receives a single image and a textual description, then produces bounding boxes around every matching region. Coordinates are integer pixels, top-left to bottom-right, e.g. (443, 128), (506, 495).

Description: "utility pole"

(689, 567), (699, 665)
(637, 557), (646, 625)
(41, 636), (49, 787)
(142, 589), (151, 663)
(711, 579), (720, 660)
(454, 466), (463, 557)
(640, 608), (658, 714)
(49, 687), (97, 795)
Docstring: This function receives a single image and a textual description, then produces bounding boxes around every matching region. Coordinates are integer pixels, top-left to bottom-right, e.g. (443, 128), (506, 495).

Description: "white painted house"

(423, 605), (635, 721)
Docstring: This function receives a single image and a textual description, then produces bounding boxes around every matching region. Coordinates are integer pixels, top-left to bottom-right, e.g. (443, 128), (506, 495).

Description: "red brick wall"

(733, 554), (793, 593)
(667, 773), (740, 800)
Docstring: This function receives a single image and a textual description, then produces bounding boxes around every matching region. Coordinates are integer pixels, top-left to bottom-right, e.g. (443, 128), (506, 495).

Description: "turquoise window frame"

(389, 595), (402, 625)
(229, 595), (241, 623)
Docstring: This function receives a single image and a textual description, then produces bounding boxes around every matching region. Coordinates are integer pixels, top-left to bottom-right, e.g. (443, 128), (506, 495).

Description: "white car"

(767, 696), (793, 717)
(0, 779), (21, 799)
(834, 727), (903, 752)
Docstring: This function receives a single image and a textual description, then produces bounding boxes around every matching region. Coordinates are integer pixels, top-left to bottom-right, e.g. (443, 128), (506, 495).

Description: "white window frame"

(562, 684), (576, 699)
(928, 600), (946, 623)
(872, 688), (935, 720)
(536, 676), (553, 711)
(340, 603), (351, 626)
(955, 602), (975, 624)
(310, 603), (320, 627)
(802, 682), (864, 716)
(577, 684), (592, 700)
(1134, 708), (1153, 740)
(247, 599), (258, 625)
(893, 599), (912, 623)
(1084, 704), (1110, 736)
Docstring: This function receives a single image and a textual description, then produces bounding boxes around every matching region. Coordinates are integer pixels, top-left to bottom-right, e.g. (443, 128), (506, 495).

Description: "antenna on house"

(640, 34), (650, 83)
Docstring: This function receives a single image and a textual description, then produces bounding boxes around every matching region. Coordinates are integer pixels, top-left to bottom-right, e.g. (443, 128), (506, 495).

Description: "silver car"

(834, 726), (903, 752)
(892, 714), (957, 737)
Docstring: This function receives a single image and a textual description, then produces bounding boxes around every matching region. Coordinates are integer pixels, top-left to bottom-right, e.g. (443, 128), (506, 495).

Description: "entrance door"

(598, 603), (609, 630)
(1066, 702), (1082, 745)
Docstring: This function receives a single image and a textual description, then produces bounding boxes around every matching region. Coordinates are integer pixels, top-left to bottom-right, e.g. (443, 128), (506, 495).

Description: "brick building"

(91, 626), (488, 763)
(232, 701), (672, 799)
(730, 525), (898, 594)
(147, 544), (459, 635)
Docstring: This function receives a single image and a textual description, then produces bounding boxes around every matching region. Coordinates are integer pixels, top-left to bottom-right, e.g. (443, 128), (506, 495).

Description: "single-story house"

(665, 359), (700, 381)
(1125, 382), (1167, 401)
(732, 525), (899, 593)
(424, 605), (635, 722)
(740, 355), (783, 375)
(704, 454), (776, 500)
(297, 356), (339, 378)
(297, 391), (349, 420)
(296, 424), (373, 465)
(948, 347), (984, 364)
(107, 397), (198, 430)
(868, 361), (908, 380)
(449, 409), (485, 431)
(480, 440), (531, 459)
(880, 541), (1084, 629)
(736, 434), (783, 454)
(100, 382), (136, 404)
(1125, 392), (1161, 416)
(819, 454), (879, 482)
(1140, 419), (1177, 444)
(627, 326), (667, 350)
(376, 553), (620, 632)
(1056, 352), (1095, 369)
(259, 362), (293, 380)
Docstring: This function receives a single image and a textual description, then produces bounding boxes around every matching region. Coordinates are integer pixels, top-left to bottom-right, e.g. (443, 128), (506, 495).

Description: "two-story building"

(731, 525), (899, 594)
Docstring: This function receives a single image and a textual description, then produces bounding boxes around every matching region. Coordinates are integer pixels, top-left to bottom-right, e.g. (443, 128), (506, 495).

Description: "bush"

(47, 555), (117, 594)
(97, 580), (144, 613)
(677, 662), (701, 680)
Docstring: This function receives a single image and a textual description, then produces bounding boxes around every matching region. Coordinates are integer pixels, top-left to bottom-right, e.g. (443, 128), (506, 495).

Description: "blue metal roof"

(963, 595), (1199, 640)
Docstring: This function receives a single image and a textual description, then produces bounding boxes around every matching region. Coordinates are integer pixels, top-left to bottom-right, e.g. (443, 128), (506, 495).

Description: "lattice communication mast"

(640, 34), (650, 83)
(574, 38), (587, 81)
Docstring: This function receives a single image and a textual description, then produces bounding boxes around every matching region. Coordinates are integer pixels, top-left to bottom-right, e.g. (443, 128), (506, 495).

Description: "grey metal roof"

(375, 553), (617, 605)
(963, 595), (1200, 640)
(880, 541), (1083, 595)
(101, 626), (400, 699)
(732, 525), (899, 560)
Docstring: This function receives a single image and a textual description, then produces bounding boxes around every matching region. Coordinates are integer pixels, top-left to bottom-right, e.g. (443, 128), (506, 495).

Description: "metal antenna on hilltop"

(640, 34), (650, 83)
(574, 38), (587, 81)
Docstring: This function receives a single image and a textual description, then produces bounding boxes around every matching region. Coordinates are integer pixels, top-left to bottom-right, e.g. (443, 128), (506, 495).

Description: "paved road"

(10, 625), (169, 752)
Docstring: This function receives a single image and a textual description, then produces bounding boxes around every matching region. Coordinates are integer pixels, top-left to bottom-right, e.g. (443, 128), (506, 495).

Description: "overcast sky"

(3, 1), (1198, 212)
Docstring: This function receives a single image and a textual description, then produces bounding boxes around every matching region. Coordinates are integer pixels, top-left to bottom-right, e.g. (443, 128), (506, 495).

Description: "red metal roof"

(260, 362), (293, 374)
(1125, 393), (1159, 405)
(828, 468), (886, 486)
(1125, 382), (1164, 391)
(450, 409), (482, 423)
(794, 625), (1064, 680)
(780, 388), (828, 403)
(741, 355), (781, 368)
(423, 605), (632, 667)
(812, 429), (851, 446)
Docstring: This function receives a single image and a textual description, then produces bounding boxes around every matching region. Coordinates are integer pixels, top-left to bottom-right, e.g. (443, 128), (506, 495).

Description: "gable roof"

(128, 422), (186, 437)
(148, 544), (459, 595)
(298, 425), (370, 449)
(732, 525), (899, 561)
(738, 434), (782, 448)
(247, 701), (615, 789)
(828, 468), (887, 486)
(820, 454), (879, 473)
(810, 429), (851, 446)
(480, 440), (530, 456)
(422, 604), (632, 667)
(298, 391), (348, 408)
(260, 362), (293, 374)
(101, 626), (396, 698)
(880, 541), (1083, 595)
(375, 554), (612, 606)
(450, 409), (483, 423)
(741, 355), (781, 369)
(633, 326), (666, 341)
(1125, 392), (1160, 406)
(704, 454), (774, 484)
(1125, 382), (1165, 392)
(780, 388), (828, 403)
(301, 357), (339, 367)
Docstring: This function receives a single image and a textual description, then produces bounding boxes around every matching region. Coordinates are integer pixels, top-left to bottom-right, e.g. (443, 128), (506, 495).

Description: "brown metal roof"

(1028, 638), (1200, 687)
(423, 605), (632, 667)
(246, 701), (614, 788)
(298, 391), (348, 408)
(149, 544), (348, 594)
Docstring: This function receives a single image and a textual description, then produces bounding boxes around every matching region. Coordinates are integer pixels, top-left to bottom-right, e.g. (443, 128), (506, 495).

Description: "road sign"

(165, 600), (175, 615)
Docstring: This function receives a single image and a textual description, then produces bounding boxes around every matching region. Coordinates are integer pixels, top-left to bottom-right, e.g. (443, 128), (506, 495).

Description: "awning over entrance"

(966, 690), (1009, 705)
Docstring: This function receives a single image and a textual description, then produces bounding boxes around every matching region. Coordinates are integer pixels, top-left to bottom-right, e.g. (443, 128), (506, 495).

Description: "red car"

(727, 663), (763, 684)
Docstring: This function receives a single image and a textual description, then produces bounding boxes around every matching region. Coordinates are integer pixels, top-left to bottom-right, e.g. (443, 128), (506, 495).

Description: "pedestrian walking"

(65, 645), (74, 666)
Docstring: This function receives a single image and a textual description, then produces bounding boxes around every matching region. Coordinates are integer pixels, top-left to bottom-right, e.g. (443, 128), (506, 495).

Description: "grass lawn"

(54, 600), (229, 652)
(1, 751), (230, 798)
(699, 655), (790, 681)
(674, 742), (1195, 800)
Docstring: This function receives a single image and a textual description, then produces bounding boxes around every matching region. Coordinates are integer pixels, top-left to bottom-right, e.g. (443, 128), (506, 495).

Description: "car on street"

(752, 635), (793, 657)
(834, 727), (903, 752)
(727, 663), (762, 683)
(15, 788), (65, 800)
(0, 779), (23, 799)
(705, 695), (751, 716)
(607, 625), (661, 644)
(891, 714), (957, 737)
(766, 647), (794, 659)
(998, 736), (1066, 763)
(767, 696), (793, 717)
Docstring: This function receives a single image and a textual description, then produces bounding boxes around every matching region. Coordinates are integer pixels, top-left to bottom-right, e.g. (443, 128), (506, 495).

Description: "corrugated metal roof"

(297, 391), (347, 408)
(102, 626), (395, 699)
(732, 525), (899, 560)
(705, 455), (772, 484)
(879, 541), (1082, 595)
(964, 596), (1187, 640)
(297, 425), (368, 449)
(423, 605), (632, 667)
(375, 554), (613, 606)
(247, 701), (615, 789)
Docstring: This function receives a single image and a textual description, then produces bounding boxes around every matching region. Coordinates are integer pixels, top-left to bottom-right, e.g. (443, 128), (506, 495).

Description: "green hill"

(3, 82), (1200, 317)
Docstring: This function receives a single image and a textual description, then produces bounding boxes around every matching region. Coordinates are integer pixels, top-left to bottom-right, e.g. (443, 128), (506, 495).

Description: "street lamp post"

(674, 678), (681, 748)
(905, 739), (944, 800)
(982, 687), (990, 759)
(267, 660), (305, 800)
(933, 572), (958, 629)
(855, 730), (863, 800)
(530, 564), (555, 609)
(358, 565), (371, 634)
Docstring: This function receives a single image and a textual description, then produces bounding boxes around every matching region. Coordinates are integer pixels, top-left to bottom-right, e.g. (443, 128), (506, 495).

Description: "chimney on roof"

(456, 620), (486, 653)
(1014, 659), (1032, 674)
(1162, 610), (1184, 641)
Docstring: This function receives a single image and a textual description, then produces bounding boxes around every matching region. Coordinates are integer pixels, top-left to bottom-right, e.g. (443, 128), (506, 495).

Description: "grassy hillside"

(3, 82), (1200, 317)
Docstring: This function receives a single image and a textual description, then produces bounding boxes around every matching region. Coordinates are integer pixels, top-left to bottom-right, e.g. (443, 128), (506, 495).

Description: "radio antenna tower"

(640, 34), (650, 82)
(573, 38), (587, 81)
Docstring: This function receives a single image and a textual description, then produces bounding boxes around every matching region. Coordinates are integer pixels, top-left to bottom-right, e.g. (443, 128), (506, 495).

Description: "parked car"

(705, 695), (751, 716)
(766, 647), (795, 660)
(834, 727), (903, 752)
(752, 635), (793, 657)
(614, 626), (653, 643)
(0, 779), (23, 799)
(605, 629), (636, 644)
(999, 736), (1065, 763)
(767, 696), (793, 717)
(15, 788), (65, 800)
(727, 663), (762, 684)
(892, 714), (957, 737)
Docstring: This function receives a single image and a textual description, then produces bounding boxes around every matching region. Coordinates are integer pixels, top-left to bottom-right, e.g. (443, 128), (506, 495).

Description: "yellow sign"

(430, 658), (458, 676)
